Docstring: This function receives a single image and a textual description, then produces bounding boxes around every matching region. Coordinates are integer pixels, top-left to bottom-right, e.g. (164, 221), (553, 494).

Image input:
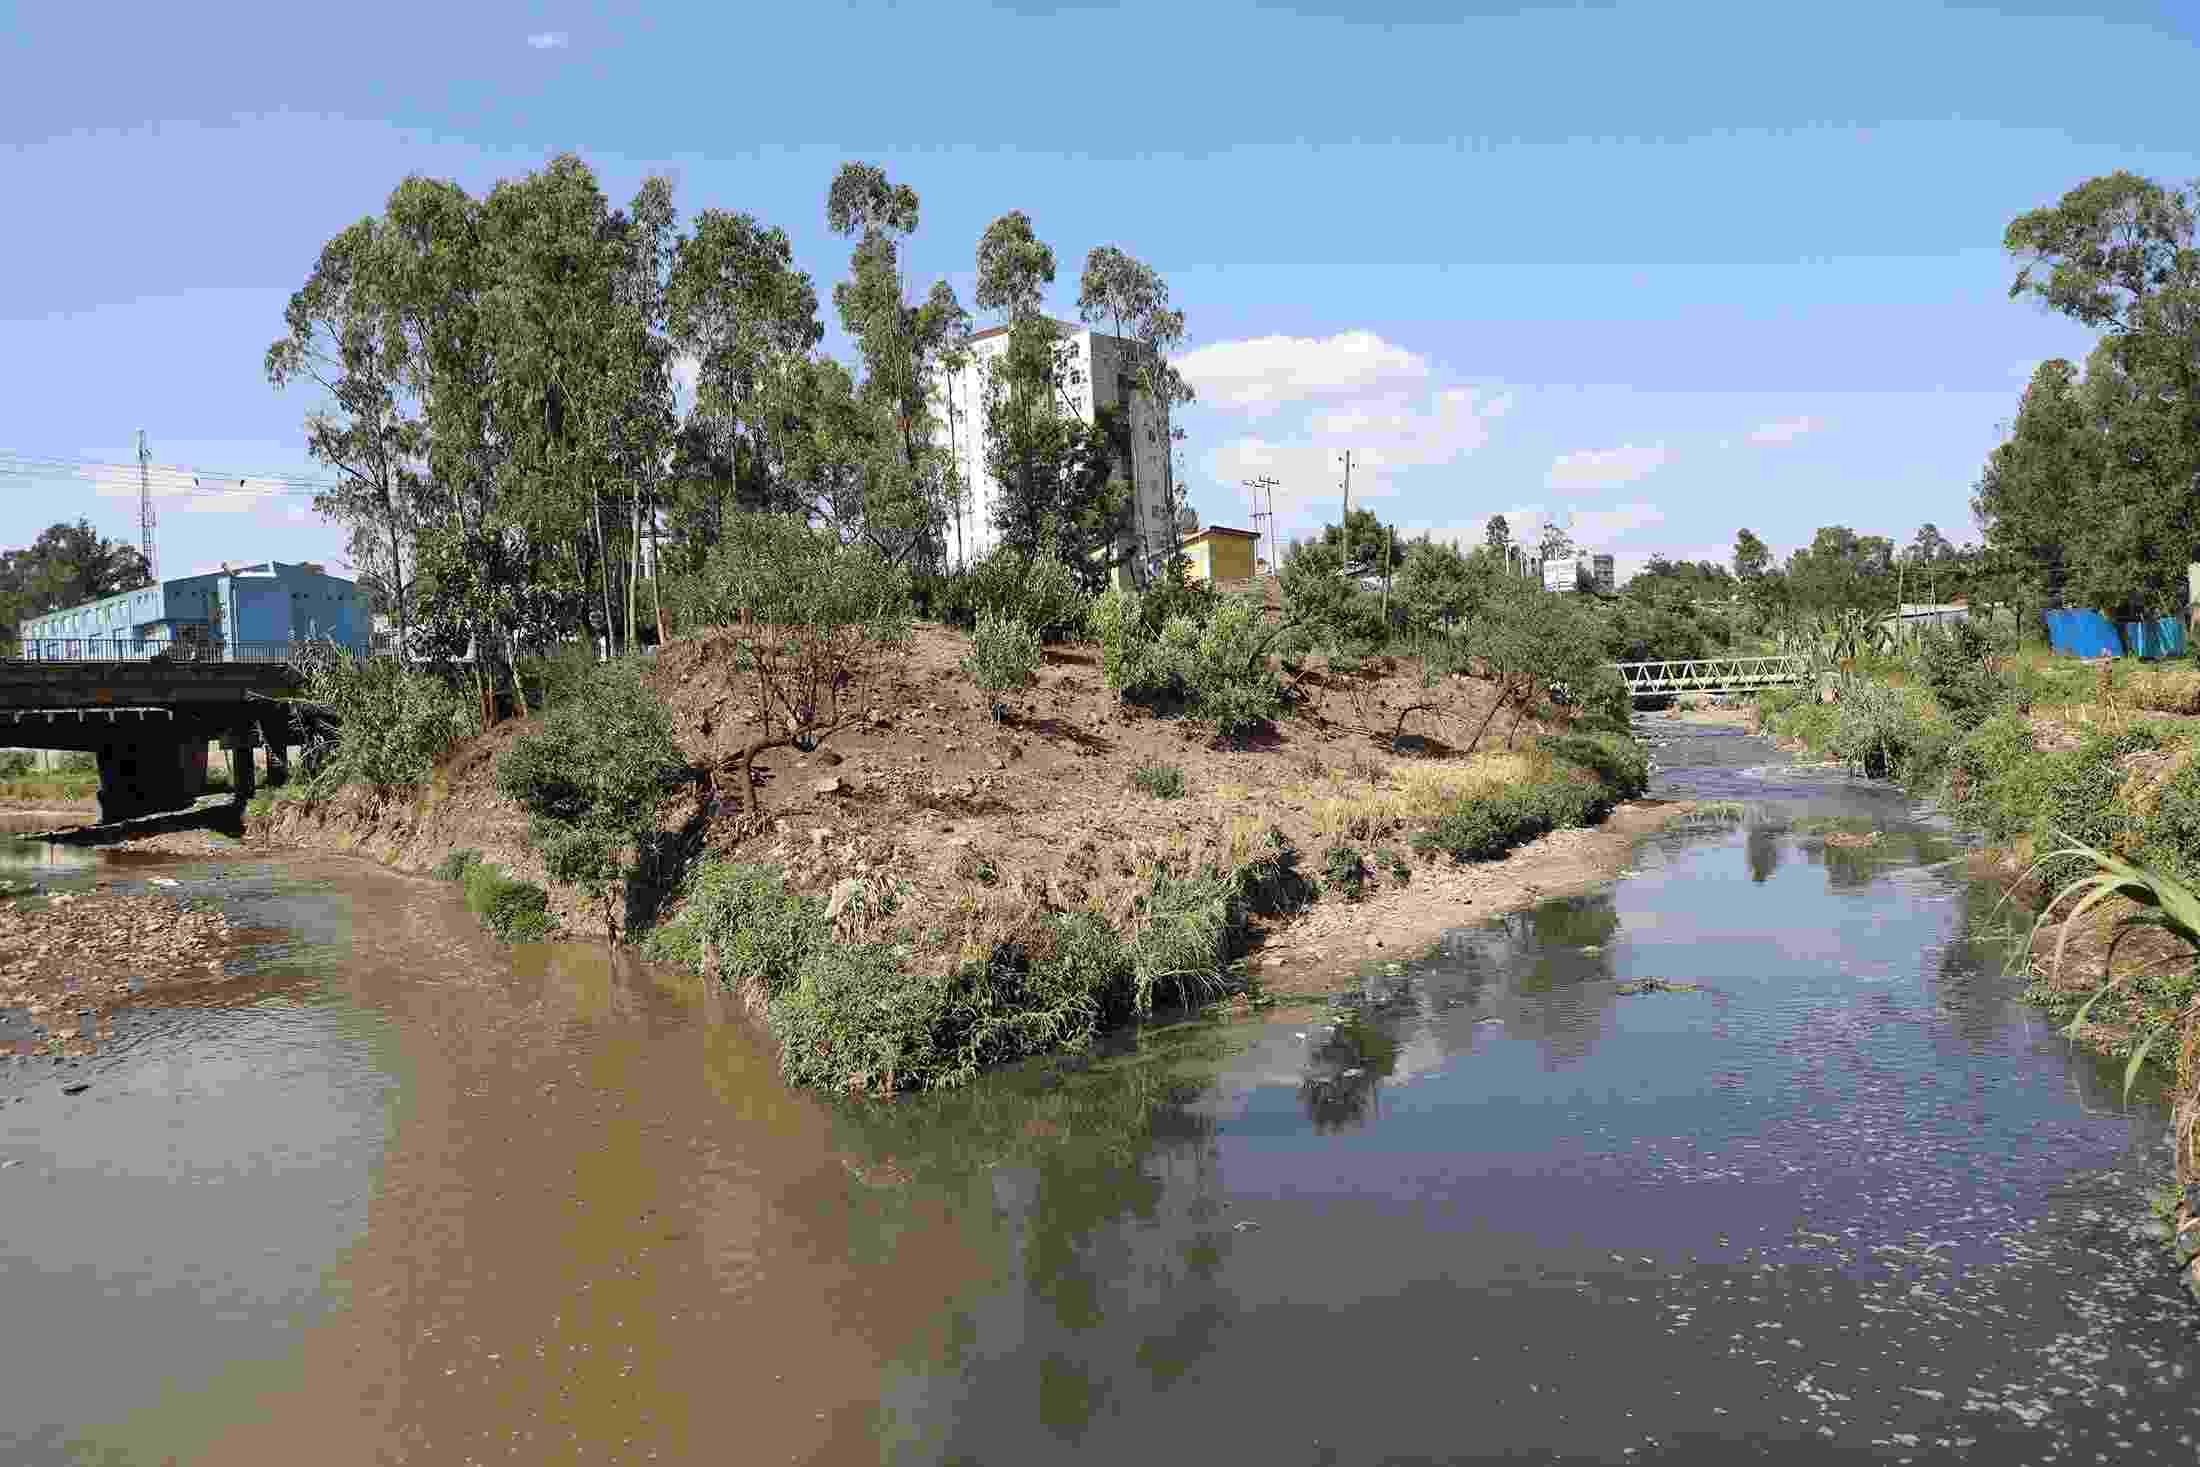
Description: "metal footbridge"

(1613, 655), (1813, 702)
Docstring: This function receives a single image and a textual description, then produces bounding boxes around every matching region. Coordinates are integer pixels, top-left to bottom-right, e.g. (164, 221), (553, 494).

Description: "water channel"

(3, 718), (2196, 1464)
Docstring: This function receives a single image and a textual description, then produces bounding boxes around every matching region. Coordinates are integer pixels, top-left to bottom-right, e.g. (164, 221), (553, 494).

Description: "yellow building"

(1179, 527), (1262, 585)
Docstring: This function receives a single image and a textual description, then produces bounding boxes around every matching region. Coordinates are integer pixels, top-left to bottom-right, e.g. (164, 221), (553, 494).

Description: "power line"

(0, 451), (338, 497)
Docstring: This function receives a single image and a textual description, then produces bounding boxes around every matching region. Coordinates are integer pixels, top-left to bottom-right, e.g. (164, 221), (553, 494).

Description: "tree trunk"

(505, 630), (529, 720)
(592, 487), (616, 660)
(650, 503), (668, 648)
(732, 732), (792, 815)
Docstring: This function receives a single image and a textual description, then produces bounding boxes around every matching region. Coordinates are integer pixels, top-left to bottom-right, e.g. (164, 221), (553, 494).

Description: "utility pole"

(136, 429), (156, 581)
(1338, 449), (1354, 580)
(1243, 475), (1279, 574)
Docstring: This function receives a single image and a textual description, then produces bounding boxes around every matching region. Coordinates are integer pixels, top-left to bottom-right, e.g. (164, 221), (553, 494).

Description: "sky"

(4, 0), (2196, 589)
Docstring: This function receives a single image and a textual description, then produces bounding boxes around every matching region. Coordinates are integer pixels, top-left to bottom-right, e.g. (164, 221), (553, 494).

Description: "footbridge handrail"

(1612, 654), (1814, 700)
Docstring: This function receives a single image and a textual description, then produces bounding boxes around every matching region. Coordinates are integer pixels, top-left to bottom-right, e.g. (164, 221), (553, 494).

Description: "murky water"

(4, 720), (2195, 1464)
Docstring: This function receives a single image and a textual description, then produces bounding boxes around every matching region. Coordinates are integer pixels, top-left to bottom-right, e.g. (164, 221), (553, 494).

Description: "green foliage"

(1914, 621), (2017, 731)
(431, 848), (483, 881)
(494, 659), (685, 903)
(0, 750), (32, 779)
(1091, 584), (1283, 737)
(513, 643), (602, 713)
(1406, 740), (1643, 865)
(950, 545), (1093, 641)
(1129, 760), (1185, 799)
(641, 860), (824, 994)
(1277, 537), (1388, 662)
(961, 610), (1042, 720)
(1827, 679), (1946, 780)
(290, 646), (480, 796)
(1380, 846), (1412, 885)
(1322, 842), (1370, 902)
(461, 862), (554, 942)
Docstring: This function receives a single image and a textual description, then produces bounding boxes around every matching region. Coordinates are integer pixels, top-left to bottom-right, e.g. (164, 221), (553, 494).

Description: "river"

(3, 718), (2196, 1464)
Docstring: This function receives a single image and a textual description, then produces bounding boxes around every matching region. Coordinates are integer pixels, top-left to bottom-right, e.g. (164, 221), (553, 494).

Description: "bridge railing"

(1612, 654), (1814, 698)
(3, 638), (363, 666)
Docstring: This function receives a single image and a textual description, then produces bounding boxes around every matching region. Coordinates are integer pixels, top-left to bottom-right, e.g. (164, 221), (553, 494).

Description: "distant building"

(929, 317), (1175, 582)
(1179, 527), (1261, 585)
(1593, 554), (1616, 595)
(21, 561), (370, 657)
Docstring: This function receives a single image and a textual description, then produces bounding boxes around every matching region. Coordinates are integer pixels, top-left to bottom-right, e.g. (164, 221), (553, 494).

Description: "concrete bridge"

(2, 640), (317, 822)
(1612, 654), (1814, 703)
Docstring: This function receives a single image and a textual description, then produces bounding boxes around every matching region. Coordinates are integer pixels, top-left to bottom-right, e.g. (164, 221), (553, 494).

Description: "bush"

(1915, 622), (2011, 731)
(1406, 741), (1643, 864)
(639, 860), (823, 1000)
(513, 642), (601, 713)
(289, 646), (480, 795)
(1322, 842), (1370, 901)
(461, 861), (553, 942)
(1536, 732), (1651, 801)
(1827, 679), (1944, 780)
(1093, 586), (1283, 736)
(0, 750), (32, 780)
(495, 659), (686, 932)
(942, 545), (1092, 644)
(961, 610), (1042, 721)
(1129, 760), (1185, 799)
(1380, 846), (1412, 885)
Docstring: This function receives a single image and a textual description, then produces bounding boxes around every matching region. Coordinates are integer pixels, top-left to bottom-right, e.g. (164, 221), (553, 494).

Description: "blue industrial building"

(19, 561), (371, 659)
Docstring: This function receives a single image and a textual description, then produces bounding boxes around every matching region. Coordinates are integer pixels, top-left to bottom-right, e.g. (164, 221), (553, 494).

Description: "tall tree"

(1485, 513), (1512, 555)
(1731, 527), (1771, 582)
(1073, 244), (1193, 577)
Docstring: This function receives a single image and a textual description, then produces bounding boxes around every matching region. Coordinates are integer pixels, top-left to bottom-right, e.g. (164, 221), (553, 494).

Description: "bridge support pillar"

(226, 725), (257, 807)
(256, 713), (290, 789)
(94, 735), (208, 824)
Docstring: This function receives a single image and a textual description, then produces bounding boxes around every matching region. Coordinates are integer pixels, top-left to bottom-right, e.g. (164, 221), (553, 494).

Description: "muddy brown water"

(3, 721), (2197, 1464)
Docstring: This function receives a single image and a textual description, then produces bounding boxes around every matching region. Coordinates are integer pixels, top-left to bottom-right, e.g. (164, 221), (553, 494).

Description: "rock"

(824, 877), (865, 922)
(61, 1082), (89, 1095)
(816, 749), (844, 767)
(1616, 978), (1701, 996)
(809, 828), (832, 850)
(812, 777), (844, 796)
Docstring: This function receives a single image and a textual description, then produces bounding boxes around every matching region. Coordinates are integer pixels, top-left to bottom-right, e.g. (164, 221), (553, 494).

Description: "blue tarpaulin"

(2123, 617), (2190, 659)
(2043, 608), (2124, 658)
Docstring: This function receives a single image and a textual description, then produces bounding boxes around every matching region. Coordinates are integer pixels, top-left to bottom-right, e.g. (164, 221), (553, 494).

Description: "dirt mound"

(253, 623), (1674, 995)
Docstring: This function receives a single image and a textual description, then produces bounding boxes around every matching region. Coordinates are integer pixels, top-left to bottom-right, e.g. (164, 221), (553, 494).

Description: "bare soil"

(246, 624), (1687, 997)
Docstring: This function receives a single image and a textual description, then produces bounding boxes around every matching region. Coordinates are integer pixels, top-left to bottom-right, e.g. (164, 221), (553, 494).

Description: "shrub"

(495, 659), (686, 935)
(513, 642), (602, 713)
(0, 750), (32, 780)
(461, 862), (553, 942)
(944, 545), (1092, 643)
(1827, 679), (1942, 780)
(1536, 732), (1650, 801)
(1322, 842), (1370, 901)
(289, 646), (480, 796)
(1093, 586), (1283, 736)
(432, 847), (483, 882)
(1130, 760), (1185, 799)
(961, 610), (1043, 721)
(1232, 826), (1319, 917)
(1380, 846), (1412, 885)
(1915, 622), (2010, 731)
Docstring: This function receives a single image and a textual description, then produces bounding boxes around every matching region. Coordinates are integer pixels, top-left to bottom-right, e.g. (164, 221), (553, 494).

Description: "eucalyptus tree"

(265, 213), (429, 660)
(1075, 244), (1196, 574)
(971, 212), (1120, 573)
(666, 207), (823, 542)
(824, 162), (969, 568)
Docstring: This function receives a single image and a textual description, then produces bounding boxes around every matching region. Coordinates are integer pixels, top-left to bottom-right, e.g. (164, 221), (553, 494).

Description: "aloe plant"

(2017, 832), (2200, 1106)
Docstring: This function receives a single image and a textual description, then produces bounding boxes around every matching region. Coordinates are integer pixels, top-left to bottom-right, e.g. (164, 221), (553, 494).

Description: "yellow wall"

(1186, 534), (1257, 583)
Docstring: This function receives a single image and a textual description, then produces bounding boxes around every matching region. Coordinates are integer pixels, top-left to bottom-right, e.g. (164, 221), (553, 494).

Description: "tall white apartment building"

(929, 317), (1175, 577)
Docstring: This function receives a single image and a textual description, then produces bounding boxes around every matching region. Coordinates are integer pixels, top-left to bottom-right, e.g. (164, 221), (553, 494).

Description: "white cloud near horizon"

(1747, 415), (1817, 445)
(1175, 330), (1433, 421)
(1545, 442), (1667, 491)
(526, 30), (570, 50)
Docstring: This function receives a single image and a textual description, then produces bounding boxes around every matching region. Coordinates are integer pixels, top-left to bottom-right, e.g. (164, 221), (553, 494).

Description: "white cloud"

(1572, 502), (1664, 543)
(1175, 330), (1433, 420)
(1545, 442), (1667, 491)
(1747, 416), (1816, 446)
(1202, 384), (1513, 522)
(526, 30), (570, 50)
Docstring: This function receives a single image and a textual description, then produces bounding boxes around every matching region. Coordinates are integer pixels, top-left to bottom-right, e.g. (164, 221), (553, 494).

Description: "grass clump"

(1322, 842), (1370, 902)
(1129, 760), (1186, 800)
(460, 861), (554, 942)
(1404, 735), (1646, 865)
(1379, 846), (1412, 885)
(432, 847), (483, 881)
(639, 860), (823, 1002)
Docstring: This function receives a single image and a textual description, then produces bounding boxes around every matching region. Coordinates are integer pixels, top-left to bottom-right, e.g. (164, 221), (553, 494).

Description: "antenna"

(137, 429), (157, 580)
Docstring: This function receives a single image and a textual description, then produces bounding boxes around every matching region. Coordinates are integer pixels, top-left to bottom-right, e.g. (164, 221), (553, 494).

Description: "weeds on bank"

(646, 826), (1318, 1094)
(426, 847), (553, 941)
(1130, 761), (1186, 800)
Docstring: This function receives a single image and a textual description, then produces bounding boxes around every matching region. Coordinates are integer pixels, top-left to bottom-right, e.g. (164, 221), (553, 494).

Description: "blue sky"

(4, 0), (2194, 586)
